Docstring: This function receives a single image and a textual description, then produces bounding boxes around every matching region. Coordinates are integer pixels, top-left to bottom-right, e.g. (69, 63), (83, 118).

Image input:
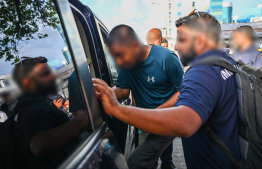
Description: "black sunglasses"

(20, 56), (32, 65)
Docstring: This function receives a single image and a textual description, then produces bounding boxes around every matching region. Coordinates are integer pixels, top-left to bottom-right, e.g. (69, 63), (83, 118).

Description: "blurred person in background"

(161, 39), (169, 49)
(93, 11), (241, 169)
(232, 25), (262, 68)
(105, 25), (183, 169)
(146, 28), (164, 46)
(0, 91), (17, 118)
(224, 42), (231, 54)
(146, 29), (177, 169)
(50, 94), (69, 111)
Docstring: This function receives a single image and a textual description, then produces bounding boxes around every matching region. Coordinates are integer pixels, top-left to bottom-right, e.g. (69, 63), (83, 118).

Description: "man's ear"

(22, 78), (33, 91)
(161, 37), (164, 43)
(195, 35), (206, 54)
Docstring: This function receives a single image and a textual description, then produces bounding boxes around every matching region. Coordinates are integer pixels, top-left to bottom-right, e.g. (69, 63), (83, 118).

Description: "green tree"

(0, 0), (59, 64)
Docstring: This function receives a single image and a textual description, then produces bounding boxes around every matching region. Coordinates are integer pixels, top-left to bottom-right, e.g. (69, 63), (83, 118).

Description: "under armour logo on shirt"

(147, 76), (155, 82)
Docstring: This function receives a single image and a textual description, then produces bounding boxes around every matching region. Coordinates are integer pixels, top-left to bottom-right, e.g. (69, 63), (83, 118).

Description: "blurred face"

(24, 63), (57, 95)
(232, 31), (247, 50)
(109, 42), (142, 69)
(146, 31), (162, 46)
(161, 42), (168, 49)
(175, 26), (197, 66)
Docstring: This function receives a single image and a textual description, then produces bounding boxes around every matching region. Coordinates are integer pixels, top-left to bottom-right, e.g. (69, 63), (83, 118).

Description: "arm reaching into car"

(30, 111), (89, 157)
(93, 78), (202, 137)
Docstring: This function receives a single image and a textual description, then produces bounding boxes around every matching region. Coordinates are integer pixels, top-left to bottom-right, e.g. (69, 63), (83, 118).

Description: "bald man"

(145, 28), (178, 169)
(146, 28), (164, 46)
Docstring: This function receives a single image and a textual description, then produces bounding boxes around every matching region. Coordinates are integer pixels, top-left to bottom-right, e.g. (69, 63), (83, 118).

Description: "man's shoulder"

(186, 54), (236, 83)
(152, 46), (179, 65)
(16, 97), (51, 114)
(186, 64), (218, 78)
(153, 46), (176, 58)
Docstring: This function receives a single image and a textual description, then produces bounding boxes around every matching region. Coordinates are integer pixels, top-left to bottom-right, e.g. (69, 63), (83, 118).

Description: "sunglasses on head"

(20, 56), (32, 65)
(187, 9), (201, 17)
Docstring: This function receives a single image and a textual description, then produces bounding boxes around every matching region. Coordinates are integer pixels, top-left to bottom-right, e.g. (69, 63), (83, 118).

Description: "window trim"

(94, 18), (116, 87)
(53, 0), (104, 131)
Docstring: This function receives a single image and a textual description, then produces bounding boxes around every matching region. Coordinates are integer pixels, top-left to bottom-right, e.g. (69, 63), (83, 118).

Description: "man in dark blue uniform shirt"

(104, 25), (184, 169)
(232, 25), (262, 68)
(93, 12), (241, 169)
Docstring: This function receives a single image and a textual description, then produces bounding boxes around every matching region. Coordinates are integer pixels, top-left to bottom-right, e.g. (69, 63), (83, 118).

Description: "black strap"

(203, 122), (245, 168)
(191, 56), (237, 73)
(252, 67), (262, 80)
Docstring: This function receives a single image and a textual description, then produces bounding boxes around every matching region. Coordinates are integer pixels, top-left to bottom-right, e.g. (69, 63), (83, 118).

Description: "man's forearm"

(114, 87), (130, 100)
(30, 113), (89, 157)
(156, 92), (180, 109)
(113, 105), (201, 137)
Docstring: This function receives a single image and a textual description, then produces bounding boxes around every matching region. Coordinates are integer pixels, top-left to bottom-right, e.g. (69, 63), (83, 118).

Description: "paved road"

(158, 138), (187, 169)
(124, 127), (187, 169)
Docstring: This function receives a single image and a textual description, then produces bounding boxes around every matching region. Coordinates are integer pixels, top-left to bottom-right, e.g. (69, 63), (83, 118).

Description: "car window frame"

(54, 0), (104, 131)
(93, 18), (118, 87)
(53, 0), (108, 167)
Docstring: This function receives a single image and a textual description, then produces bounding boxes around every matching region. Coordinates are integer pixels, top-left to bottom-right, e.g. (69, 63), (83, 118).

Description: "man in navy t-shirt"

(93, 12), (241, 169)
(104, 25), (183, 169)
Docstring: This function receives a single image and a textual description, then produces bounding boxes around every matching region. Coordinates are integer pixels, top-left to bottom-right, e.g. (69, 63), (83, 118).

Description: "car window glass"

(100, 28), (119, 85)
(73, 15), (97, 78)
(0, 2), (93, 168)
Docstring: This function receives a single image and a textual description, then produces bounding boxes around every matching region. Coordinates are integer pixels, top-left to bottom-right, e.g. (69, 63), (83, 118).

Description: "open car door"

(53, 0), (128, 168)
(67, 0), (135, 158)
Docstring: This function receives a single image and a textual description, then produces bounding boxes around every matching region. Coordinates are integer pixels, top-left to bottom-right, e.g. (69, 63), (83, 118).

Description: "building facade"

(223, 2), (232, 23)
(158, 0), (210, 49)
(62, 46), (73, 64)
(210, 0), (223, 23)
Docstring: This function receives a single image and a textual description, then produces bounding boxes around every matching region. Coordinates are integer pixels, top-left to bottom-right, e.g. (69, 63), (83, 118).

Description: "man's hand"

(92, 78), (120, 116)
(53, 99), (63, 108)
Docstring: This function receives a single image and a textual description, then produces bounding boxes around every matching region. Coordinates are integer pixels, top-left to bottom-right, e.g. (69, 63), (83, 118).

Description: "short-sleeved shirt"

(116, 45), (184, 108)
(233, 44), (262, 68)
(176, 50), (241, 168)
(14, 94), (71, 168)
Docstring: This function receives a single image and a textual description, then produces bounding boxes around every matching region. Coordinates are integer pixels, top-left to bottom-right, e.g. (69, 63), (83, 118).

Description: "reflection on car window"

(0, 2), (92, 169)
(100, 29), (119, 85)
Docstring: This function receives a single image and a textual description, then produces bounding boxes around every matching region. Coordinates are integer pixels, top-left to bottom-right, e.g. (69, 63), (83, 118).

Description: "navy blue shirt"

(176, 50), (241, 168)
(117, 45), (184, 108)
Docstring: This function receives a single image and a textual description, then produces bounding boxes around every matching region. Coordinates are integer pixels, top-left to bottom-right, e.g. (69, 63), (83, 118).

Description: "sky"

(82, 0), (262, 32)
(0, 0), (261, 75)
(0, 25), (66, 75)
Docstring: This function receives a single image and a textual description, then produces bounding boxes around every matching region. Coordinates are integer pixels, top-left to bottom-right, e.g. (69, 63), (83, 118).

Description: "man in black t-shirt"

(10, 57), (90, 168)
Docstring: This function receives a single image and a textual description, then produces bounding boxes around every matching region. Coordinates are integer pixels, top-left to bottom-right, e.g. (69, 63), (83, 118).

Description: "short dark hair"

(162, 38), (168, 43)
(12, 56), (48, 88)
(175, 12), (221, 42)
(107, 24), (139, 47)
(235, 25), (256, 40)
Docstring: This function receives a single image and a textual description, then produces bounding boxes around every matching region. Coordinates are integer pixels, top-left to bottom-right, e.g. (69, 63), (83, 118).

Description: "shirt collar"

(236, 43), (256, 54)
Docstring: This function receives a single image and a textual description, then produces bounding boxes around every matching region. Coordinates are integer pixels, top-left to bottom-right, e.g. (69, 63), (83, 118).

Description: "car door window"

(0, 1), (95, 168)
(99, 26), (119, 86)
